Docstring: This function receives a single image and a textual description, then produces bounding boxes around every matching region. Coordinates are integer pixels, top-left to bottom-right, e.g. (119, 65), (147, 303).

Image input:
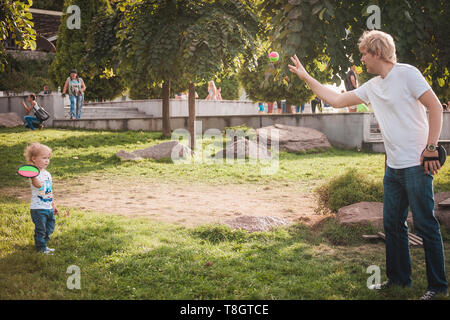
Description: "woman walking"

(62, 69), (86, 120)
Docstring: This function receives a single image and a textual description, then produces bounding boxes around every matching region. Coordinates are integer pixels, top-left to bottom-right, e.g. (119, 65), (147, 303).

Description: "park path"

(4, 176), (326, 227)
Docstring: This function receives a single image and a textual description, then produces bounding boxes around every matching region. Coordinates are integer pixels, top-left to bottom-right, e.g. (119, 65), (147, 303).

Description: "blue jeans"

(24, 115), (42, 130)
(69, 94), (84, 119)
(383, 165), (447, 293)
(30, 209), (55, 252)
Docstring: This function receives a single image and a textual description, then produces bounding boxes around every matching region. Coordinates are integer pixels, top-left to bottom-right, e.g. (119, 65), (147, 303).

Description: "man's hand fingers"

(290, 56), (298, 67)
(424, 161), (429, 174)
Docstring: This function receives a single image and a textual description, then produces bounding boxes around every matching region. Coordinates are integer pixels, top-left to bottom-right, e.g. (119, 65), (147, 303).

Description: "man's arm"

(419, 89), (443, 175)
(289, 55), (363, 108)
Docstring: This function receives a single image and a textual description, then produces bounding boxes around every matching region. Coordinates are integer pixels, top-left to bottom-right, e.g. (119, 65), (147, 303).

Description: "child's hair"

(24, 142), (52, 164)
(28, 94), (36, 101)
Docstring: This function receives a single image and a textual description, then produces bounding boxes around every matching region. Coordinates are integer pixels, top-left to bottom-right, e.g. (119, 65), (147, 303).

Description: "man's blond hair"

(358, 30), (397, 64)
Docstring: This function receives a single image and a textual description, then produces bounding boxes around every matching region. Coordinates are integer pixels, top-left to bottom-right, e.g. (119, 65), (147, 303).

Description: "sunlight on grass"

(1, 127), (449, 300)
(1, 196), (448, 300)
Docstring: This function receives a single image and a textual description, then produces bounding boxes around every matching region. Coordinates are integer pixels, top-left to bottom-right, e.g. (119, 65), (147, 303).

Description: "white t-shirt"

(30, 169), (53, 210)
(354, 63), (431, 169)
(32, 101), (40, 114)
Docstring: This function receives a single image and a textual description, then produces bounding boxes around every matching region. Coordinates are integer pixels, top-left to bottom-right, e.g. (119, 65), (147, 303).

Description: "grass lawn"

(0, 127), (449, 300)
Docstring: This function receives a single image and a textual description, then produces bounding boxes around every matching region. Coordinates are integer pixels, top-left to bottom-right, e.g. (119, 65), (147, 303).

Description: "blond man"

(289, 30), (447, 300)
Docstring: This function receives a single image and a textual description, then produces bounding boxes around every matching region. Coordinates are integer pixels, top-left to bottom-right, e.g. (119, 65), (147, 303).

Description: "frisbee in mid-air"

(268, 51), (279, 62)
(17, 165), (40, 178)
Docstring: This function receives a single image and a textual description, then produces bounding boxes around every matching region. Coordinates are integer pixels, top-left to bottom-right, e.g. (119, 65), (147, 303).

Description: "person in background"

(22, 94), (43, 130)
(344, 65), (358, 112)
(216, 87), (223, 101)
(442, 101), (448, 111)
(267, 102), (274, 114)
(258, 102), (265, 114)
(62, 69), (86, 120)
(43, 85), (50, 94)
(311, 97), (321, 113)
(205, 81), (217, 100)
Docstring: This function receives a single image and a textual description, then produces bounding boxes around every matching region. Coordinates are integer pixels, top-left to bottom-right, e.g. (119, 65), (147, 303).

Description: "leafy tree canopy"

(0, 0), (36, 71)
(262, 0), (449, 100)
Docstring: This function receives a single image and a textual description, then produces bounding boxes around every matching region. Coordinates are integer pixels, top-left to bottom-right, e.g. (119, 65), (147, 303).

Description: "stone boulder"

(0, 113), (23, 128)
(336, 202), (413, 228)
(435, 192), (450, 230)
(224, 216), (290, 232)
(213, 137), (272, 160)
(116, 141), (191, 161)
(256, 124), (331, 153)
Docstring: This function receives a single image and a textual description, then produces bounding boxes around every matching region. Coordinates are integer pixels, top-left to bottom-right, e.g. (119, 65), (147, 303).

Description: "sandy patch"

(3, 176), (326, 228)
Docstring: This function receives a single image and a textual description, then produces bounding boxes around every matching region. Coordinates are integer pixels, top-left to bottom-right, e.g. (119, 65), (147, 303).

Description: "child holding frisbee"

(24, 142), (59, 254)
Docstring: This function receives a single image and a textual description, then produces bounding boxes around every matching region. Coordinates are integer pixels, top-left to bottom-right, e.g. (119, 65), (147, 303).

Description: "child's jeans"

(30, 209), (55, 252)
(24, 116), (42, 130)
(69, 94), (84, 119)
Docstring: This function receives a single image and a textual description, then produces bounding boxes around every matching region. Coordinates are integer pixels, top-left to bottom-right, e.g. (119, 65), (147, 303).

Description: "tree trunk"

(162, 80), (171, 138)
(285, 100), (293, 113)
(188, 82), (196, 150)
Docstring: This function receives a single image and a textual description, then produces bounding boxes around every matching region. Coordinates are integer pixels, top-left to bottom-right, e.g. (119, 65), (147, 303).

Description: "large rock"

(337, 202), (413, 228)
(435, 192), (450, 230)
(0, 113), (23, 128)
(224, 216), (290, 232)
(213, 137), (272, 160)
(116, 141), (191, 161)
(256, 124), (331, 153)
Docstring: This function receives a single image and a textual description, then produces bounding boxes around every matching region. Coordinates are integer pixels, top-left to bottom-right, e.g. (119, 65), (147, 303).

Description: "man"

(344, 65), (358, 112)
(289, 30), (447, 300)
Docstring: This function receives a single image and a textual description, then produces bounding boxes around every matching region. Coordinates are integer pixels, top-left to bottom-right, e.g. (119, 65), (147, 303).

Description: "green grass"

(1, 127), (449, 300)
(1, 195), (449, 300)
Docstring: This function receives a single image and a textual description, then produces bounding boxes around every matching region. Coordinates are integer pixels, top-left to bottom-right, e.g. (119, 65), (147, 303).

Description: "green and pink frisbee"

(17, 165), (40, 178)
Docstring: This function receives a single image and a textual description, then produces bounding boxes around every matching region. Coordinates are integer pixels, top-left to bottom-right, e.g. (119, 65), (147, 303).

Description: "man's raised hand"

(288, 54), (308, 80)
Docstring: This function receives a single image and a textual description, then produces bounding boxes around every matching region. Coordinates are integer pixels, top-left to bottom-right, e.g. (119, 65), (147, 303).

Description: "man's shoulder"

(394, 63), (421, 75)
(360, 75), (380, 87)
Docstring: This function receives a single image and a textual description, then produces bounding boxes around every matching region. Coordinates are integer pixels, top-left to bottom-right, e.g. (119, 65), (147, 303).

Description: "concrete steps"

(62, 106), (152, 119)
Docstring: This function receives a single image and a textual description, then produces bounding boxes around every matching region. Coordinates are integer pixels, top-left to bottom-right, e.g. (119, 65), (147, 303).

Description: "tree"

(0, 0), (36, 71)
(238, 50), (329, 112)
(178, 0), (259, 147)
(99, 0), (258, 142)
(262, 0), (449, 100)
(50, 0), (125, 101)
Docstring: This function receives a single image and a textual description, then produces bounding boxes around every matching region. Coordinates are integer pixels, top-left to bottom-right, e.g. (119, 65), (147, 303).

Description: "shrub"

(316, 169), (384, 213)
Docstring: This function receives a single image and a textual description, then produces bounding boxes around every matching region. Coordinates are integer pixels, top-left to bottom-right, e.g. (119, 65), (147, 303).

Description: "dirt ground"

(4, 176), (328, 228)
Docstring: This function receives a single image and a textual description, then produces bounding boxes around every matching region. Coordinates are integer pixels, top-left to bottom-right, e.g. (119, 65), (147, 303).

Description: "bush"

(316, 169), (384, 213)
(0, 54), (55, 93)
